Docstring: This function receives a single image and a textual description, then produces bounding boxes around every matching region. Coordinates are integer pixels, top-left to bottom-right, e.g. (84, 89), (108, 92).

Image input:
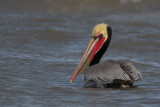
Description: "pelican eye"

(92, 34), (103, 40)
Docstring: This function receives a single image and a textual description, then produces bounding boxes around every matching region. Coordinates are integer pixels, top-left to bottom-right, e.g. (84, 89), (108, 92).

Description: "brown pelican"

(70, 23), (142, 88)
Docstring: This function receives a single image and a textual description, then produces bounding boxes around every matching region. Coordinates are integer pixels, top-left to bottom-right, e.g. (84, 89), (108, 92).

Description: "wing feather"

(84, 60), (142, 87)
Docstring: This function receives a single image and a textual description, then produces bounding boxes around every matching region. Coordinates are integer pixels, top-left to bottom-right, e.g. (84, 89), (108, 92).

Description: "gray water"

(0, 0), (160, 107)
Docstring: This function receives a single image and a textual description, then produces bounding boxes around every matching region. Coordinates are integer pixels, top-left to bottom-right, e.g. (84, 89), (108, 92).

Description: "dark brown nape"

(89, 26), (112, 66)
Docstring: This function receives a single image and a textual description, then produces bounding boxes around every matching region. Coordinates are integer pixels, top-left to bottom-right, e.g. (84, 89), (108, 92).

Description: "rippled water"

(0, 0), (160, 107)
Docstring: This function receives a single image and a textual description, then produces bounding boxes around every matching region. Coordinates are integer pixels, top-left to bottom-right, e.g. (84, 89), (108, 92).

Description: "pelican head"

(70, 23), (112, 83)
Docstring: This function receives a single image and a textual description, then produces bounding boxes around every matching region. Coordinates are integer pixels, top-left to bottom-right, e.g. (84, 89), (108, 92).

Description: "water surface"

(0, 0), (160, 107)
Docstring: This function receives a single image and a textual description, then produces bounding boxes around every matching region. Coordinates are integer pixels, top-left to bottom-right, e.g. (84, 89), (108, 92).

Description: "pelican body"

(70, 23), (142, 88)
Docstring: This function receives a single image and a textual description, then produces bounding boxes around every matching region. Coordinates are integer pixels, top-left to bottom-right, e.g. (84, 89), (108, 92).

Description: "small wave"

(103, 56), (160, 68)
